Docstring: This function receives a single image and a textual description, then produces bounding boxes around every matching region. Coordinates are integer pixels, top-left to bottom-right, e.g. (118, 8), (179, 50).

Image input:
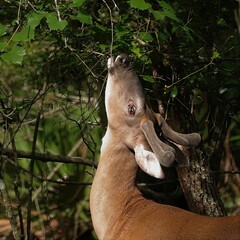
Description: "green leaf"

(157, 1), (180, 23)
(217, 18), (227, 26)
(1, 45), (26, 64)
(151, 10), (165, 21)
(0, 42), (6, 51)
(27, 12), (46, 28)
(211, 50), (221, 60)
(0, 24), (7, 37)
(13, 25), (35, 41)
(13, 12), (46, 41)
(158, 1), (174, 11)
(76, 11), (93, 24)
(171, 86), (178, 98)
(138, 32), (153, 42)
(99, 44), (108, 51)
(70, 0), (86, 7)
(46, 13), (68, 30)
(129, 0), (151, 10)
(143, 75), (154, 83)
(131, 42), (142, 58)
(163, 9), (180, 23)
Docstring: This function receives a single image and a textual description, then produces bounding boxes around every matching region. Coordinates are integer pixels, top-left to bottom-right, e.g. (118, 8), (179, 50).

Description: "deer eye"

(128, 104), (136, 117)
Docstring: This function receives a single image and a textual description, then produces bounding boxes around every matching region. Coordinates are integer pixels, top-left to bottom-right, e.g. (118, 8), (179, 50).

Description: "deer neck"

(90, 129), (142, 239)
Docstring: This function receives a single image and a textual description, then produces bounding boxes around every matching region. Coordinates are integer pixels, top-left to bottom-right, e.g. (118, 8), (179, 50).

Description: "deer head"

(104, 53), (201, 179)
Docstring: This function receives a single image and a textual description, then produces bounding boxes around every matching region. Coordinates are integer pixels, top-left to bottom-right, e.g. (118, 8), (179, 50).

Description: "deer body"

(90, 54), (240, 240)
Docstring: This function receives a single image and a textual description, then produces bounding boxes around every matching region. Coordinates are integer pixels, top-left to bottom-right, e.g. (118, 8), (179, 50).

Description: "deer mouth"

(107, 56), (115, 69)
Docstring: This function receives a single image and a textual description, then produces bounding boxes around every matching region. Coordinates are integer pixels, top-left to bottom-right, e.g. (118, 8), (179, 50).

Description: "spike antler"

(140, 110), (201, 168)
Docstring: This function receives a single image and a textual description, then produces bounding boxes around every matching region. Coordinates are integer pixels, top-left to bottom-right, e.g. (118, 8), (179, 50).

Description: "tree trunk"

(171, 108), (227, 216)
(176, 147), (226, 216)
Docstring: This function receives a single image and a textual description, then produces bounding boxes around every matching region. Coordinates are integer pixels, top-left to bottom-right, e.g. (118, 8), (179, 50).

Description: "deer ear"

(134, 144), (165, 179)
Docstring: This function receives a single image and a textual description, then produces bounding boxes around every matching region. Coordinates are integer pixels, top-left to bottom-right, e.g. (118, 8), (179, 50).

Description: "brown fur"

(90, 55), (240, 240)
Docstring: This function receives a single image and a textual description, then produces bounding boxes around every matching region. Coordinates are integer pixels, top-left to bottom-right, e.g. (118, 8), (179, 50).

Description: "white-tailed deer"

(90, 54), (240, 240)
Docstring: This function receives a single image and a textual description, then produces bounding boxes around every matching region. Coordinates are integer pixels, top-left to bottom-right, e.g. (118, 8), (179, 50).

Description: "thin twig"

(0, 147), (96, 167)
(72, 51), (98, 78)
(54, 0), (62, 21)
(102, 0), (114, 56)
(26, 108), (41, 240)
(234, 0), (240, 33)
(31, 138), (87, 201)
(3, 155), (92, 186)
(167, 59), (213, 88)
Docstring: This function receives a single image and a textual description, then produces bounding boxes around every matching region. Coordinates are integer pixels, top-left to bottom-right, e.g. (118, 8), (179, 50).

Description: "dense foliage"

(0, 0), (240, 239)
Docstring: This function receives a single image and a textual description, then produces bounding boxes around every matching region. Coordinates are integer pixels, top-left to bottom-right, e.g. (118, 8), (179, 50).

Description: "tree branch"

(0, 147), (97, 168)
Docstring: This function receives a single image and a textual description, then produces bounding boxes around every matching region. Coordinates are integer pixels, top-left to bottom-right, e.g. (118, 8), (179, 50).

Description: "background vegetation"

(0, 0), (240, 239)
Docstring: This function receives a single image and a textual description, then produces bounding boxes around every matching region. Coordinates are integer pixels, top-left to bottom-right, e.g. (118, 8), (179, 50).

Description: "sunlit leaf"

(27, 12), (46, 28)
(163, 9), (180, 22)
(129, 0), (151, 10)
(131, 42), (142, 57)
(171, 86), (178, 98)
(211, 50), (221, 60)
(157, 1), (180, 22)
(0, 24), (7, 36)
(76, 11), (93, 24)
(99, 44), (108, 51)
(0, 42), (6, 51)
(139, 32), (153, 42)
(13, 12), (46, 41)
(70, 0), (86, 7)
(143, 75), (154, 83)
(158, 1), (174, 11)
(13, 25), (35, 41)
(46, 13), (68, 30)
(1, 45), (26, 64)
(152, 10), (165, 21)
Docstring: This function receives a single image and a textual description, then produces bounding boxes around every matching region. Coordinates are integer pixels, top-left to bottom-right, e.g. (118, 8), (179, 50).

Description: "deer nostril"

(115, 54), (130, 67)
(119, 57), (124, 64)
